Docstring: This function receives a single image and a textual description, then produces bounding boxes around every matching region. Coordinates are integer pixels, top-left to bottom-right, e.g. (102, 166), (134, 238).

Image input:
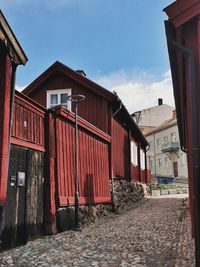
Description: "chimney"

(158, 98), (163, 106)
(76, 70), (86, 77)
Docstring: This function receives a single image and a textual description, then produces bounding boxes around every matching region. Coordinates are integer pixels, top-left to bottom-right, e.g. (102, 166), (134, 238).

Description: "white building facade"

(146, 118), (188, 180)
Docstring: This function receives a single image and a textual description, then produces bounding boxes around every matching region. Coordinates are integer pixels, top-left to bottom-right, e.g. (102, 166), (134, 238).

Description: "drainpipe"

(167, 36), (200, 266)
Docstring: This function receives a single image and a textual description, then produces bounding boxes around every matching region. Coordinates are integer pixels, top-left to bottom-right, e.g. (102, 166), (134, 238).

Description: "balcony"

(161, 142), (179, 152)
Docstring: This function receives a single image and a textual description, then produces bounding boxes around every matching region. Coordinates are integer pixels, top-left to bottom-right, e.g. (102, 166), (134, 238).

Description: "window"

(156, 138), (161, 149)
(150, 160), (153, 170)
(163, 136), (168, 144)
(46, 89), (72, 110)
(164, 157), (169, 168)
(158, 158), (162, 168)
(171, 132), (176, 143)
(140, 149), (145, 170)
(149, 141), (152, 151)
(131, 141), (138, 166)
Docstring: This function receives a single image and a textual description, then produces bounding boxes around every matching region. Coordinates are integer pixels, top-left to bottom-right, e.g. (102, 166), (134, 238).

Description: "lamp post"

(66, 94), (86, 229)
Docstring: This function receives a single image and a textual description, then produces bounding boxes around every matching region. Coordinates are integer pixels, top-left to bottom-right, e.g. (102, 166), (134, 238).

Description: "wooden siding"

(131, 165), (139, 181)
(55, 107), (111, 206)
(112, 117), (130, 179)
(11, 93), (45, 151)
(29, 73), (110, 134)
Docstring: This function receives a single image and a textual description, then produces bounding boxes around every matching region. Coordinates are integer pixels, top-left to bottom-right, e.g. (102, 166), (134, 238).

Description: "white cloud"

(96, 70), (175, 114)
(15, 84), (26, 92)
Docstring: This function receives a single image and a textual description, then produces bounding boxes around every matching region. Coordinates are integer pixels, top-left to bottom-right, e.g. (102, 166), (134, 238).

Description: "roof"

(22, 61), (115, 101)
(164, 0), (200, 28)
(0, 10), (27, 65)
(132, 103), (174, 116)
(145, 117), (177, 137)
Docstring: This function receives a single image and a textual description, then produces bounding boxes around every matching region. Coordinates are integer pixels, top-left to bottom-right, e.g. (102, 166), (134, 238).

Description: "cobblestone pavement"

(0, 196), (195, 267)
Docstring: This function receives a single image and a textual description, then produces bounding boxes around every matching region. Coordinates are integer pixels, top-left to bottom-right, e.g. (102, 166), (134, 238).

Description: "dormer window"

(47, 89), (72, 110)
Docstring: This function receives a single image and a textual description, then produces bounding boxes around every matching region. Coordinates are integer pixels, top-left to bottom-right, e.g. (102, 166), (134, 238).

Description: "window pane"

(61, 93), (68, 104)
(50, 94), (58, 106)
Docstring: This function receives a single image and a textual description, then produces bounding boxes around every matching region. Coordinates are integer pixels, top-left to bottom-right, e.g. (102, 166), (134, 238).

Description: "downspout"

(167, 36), (200, 266)
(111, 100), (123, 212)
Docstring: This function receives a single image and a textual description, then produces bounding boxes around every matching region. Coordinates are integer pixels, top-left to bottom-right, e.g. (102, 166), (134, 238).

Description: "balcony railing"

(161, 142), (179, 152)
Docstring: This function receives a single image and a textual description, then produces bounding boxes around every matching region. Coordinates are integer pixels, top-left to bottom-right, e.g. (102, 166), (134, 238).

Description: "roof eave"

(0, 10), (27, 65)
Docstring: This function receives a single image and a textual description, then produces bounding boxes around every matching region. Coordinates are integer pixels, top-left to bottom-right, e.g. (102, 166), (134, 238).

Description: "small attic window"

(46, 89), (72, 110)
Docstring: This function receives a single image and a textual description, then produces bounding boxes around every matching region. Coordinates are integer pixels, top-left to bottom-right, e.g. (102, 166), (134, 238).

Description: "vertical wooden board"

(55, 119), (61, 199)
(26, 149), (44, 240)
(61, 121), (67, 198)
(66, 123), (71, 198)
(11, 104), (16, 137)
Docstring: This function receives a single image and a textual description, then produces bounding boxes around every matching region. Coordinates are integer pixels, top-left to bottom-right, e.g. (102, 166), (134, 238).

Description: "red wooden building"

(164, 0), (200, 264)
(22, 61), (150, 233)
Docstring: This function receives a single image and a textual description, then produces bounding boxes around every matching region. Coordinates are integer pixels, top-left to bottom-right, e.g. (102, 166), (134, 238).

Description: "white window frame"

(46, 89), (72, 110)
(156, 138), (161, 149)
(164, 157), (169, 168)
(140, 149), (145, 170)
(158, 158), (162, 168)
(131, 141), (138, 166)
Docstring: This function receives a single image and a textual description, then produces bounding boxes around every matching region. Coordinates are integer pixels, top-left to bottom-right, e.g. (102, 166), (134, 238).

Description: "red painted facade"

(54, 107), (111, 206)
(23, 64), (112, 134)
(112, 117), (130, 179)
(164, 0), (200, 249)
(11, 91), (45, 151)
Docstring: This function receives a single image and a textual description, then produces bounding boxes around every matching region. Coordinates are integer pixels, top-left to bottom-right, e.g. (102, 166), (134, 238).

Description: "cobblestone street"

(0, 196), (195, 267)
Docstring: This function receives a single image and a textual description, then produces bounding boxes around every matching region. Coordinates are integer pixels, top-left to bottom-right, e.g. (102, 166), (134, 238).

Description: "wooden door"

(0, 145), (27, 249)
(173, 162), (178, 177)
(26, 150), (44, 240)
(0, 146), (44, 249)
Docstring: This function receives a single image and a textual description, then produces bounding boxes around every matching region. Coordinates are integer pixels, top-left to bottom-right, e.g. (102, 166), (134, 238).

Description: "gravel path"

(0, 196), (195, 267)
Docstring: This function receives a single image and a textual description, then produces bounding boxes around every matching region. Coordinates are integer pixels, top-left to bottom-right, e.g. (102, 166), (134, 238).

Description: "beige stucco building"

(132, 99), (188, 181)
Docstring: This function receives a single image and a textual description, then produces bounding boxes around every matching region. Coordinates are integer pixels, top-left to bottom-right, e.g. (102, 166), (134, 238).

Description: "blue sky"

(1, 0), (174, 112)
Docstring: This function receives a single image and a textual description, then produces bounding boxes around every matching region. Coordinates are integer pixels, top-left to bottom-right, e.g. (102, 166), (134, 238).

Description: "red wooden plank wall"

(55, 115), (111, 206)
(112, 118), (130, 179)
(11, 93), (45, 151)
(131, 165), (139, 181)
(140, 171), (146, 183)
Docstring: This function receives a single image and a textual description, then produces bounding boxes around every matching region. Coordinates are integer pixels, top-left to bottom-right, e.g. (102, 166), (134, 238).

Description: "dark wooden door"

(0, 146), (44, 249)
(26, 150), (44, 240)
(0, 145), (27, 249)
(173, 162), (178, 177)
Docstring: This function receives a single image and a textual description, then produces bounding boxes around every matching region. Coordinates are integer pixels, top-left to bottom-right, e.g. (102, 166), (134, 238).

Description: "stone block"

(151, 190), (160, 196)
(168, 189), (177, 195)
(160, 189), (169, 195)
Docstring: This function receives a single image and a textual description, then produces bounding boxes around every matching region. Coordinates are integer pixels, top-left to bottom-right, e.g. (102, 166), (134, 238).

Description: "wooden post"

(0, 48), (12, 206)
(44, 111), (57, 234)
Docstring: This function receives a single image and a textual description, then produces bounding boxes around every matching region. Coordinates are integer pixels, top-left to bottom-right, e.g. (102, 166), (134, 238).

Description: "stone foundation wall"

(57, 179), (147, 232)
(112, 179), (147, 212)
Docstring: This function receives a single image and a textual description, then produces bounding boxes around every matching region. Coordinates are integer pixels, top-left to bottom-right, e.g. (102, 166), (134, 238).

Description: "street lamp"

(66, 94), (86, 229)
